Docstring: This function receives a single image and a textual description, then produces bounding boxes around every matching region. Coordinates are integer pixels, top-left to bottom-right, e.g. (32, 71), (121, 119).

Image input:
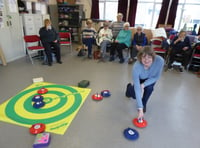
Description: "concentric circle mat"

(0, 82), (91, 135)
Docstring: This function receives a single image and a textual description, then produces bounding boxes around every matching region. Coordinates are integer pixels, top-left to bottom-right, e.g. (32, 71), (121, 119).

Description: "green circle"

(43, 97), (53, 104)
(5, 85), (82, 124)
(24, 91), (67, 114)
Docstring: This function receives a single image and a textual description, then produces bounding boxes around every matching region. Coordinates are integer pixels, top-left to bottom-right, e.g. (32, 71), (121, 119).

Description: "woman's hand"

(183, 46), (189, 51)
(138, 108), (144, 119)
(175, 37), (182, 44)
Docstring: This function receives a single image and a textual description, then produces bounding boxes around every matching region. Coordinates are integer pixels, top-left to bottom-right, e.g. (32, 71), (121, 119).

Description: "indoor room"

(0, 0), (200, 148)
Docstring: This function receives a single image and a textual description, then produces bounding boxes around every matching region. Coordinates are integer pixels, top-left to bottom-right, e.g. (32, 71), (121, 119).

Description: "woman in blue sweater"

(109, 22), (132, 63)
(126, 46), (164, 119)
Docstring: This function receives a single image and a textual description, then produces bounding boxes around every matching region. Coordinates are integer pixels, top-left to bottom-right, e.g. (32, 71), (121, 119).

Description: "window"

(99, 0), (118, 21)
(99, 0), (200, 31)
(135, 0), (162, 28)
(99, 0), (162, 26)
(135, 2), (161, 28)
(174, 0), (200, 32)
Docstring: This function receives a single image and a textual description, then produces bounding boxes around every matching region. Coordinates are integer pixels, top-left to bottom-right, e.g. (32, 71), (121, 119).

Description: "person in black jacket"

(128, 26), (147, 64)
(39, 19), (62, 66)
(168, 30), (192, 70)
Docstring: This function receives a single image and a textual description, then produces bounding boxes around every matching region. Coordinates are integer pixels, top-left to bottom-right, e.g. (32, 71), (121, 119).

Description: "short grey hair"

(123, 22), (130, 27)
(117, 13), (123, 17)
(136, 26), (143, 30)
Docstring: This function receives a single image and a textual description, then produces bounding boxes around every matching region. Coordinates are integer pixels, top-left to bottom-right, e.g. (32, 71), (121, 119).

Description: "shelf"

(57, 4), (83, 43)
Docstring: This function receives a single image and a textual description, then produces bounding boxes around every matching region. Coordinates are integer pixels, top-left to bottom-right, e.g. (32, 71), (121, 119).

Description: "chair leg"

(70, 45), (73, 55)
(27, 50), (34, 64)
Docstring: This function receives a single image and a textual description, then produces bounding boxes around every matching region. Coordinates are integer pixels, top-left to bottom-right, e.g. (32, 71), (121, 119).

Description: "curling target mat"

(0, 82), (91, 135)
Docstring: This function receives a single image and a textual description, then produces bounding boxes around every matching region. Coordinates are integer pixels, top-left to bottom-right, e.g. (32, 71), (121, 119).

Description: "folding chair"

(23, 35), (45, 64)
(188, 43), (200, 71)
(151, 37), (167, 59)
(59, 32), (73, 54)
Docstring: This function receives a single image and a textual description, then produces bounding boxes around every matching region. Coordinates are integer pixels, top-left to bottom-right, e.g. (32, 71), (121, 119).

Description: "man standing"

(110, 13), (124, 40)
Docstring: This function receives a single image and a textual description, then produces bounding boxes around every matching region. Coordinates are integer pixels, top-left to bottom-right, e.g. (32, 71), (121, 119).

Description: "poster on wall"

(0, 0), (4, 8)
(0, 7), (3, 28)
(8, 0), (17, 13)
(0, 18), (3, 28)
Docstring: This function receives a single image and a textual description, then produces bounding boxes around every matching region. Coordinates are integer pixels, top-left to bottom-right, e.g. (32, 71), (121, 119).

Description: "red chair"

(151, 37), (167, 58)
(59, 32), (73, 54)
(23, 35), (45, 64)
(188, 44), (200, 71)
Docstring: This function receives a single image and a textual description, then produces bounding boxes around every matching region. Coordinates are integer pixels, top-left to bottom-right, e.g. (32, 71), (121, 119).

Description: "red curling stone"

(37, 87), (48, 94)
(29, 123), (46, 134)
(92, 93), (103, 101)
(132, 118), (148, 128)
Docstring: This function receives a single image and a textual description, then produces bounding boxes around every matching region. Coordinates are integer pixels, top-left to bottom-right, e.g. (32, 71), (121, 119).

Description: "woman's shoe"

(119, 58), (124, 63)
(109, 56), (114, 61)
(88, 55), (92, 59)
(57, 61), (62, 64)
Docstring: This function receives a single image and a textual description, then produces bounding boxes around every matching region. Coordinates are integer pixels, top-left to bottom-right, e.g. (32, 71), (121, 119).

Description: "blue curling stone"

(123, 128), (139, 141)
(33, 101), (45, 109)
(101, 90), (111, 97)
(32, 95), (44, 102)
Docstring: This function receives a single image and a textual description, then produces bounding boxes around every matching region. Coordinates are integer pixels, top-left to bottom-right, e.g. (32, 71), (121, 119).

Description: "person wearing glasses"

(110, 13), (124, 40)
(39, 19), (62, 66)
(125, 46), (164, 120)
(128, 26), (147, 64)
(168, 30), (192, 71)
(109, 22), (132, 63)
(98, 21), (113, 59)
(81, 19), (97, 59)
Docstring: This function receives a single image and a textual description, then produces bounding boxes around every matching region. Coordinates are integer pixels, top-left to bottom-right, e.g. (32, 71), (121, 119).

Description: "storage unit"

(0, 0), (24, 63)
(21, 14), (36, 35)
(57, 4), (83, 42)
(21, 14), (50, 36)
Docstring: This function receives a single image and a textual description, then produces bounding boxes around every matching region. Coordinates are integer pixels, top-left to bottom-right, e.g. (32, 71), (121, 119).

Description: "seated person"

(98, 21), (113, 59)
(110, 13), (124, 40)
(39, 19), (62, 66)
(168, 30), (192, 70)
(109, 22), (132, 63)
(81, 19), (97, 59)
(128, 26), (147, 64)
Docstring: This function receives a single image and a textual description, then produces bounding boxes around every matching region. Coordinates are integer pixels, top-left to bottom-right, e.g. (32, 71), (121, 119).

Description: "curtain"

(91, 0), (99, 19)
(118, 0), (128, 21)
(156, 0), (170, 28)
(128, 0), (138, 27)
(167, 0), (179, 28)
